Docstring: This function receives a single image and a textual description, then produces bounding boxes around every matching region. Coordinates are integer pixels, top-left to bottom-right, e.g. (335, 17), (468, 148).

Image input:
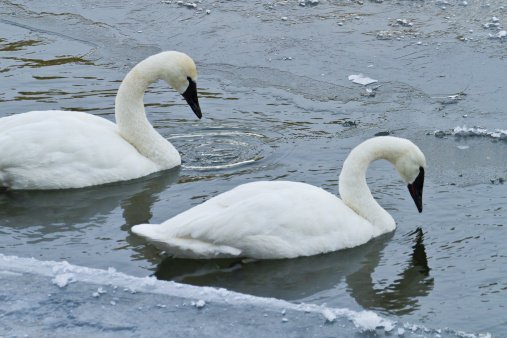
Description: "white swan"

(132, 136), (426, 259)
(0, 51), (202, 190)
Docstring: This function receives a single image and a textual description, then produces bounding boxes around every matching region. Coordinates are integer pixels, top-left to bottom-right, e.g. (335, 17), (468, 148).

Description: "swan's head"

(160, 51), (202, 119)
(393, 142), (426, 213)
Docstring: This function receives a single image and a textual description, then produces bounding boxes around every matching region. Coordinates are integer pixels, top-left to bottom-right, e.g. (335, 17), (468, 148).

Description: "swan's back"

(132, 181), (378, 259)
(0, 110), (158, 189)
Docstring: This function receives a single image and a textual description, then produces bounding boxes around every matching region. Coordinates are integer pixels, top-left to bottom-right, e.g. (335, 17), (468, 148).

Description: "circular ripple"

(169, 131), (271, 171)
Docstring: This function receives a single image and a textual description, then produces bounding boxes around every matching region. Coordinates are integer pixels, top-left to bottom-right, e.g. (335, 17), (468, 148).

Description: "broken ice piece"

(194, 300), (206, 309)
(348, 74), (378, 85)
(52, 273), (75, 288)
(489, 30), (506, 39)
(321, 308), (337, 323)
(362, 87), (377, 97)
(396, 19), (413, 27)
(483, 22), (500, 29)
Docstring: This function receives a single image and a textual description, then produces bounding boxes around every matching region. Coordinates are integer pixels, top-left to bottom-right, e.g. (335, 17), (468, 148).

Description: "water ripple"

(170, 130), (270, 171)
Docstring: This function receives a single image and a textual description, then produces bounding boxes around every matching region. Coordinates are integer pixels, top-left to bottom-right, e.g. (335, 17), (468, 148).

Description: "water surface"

(0, 0), (506, 335)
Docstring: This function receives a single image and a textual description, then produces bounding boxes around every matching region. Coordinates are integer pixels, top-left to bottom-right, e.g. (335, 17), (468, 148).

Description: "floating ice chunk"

(282, 317), (289, 323)
(432, 93), (465, 104)
(362, 86), (379, 97)
(398, 327), (405, 335)
(489, 30), (506, 39)
(299, 0), (319, 5)
(351, 311), (390, 331)
(457, 145), (469, 150)
(483, 22), (500, 29)
(206, 9), (211, 14)
(281, 16), (288, 21)
(92, 287), (107, 297)
(433, 126), (507, 140)
(194, 299), (206, 309)
(52, 273), (75, 288)
(348, 74), (378, 85)
(321, 308), (337, 323)
(396, 19), (413, 27)
(376, 30), (396, 40)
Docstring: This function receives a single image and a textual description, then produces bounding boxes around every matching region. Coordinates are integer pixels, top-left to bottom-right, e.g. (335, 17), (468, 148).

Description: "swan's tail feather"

(131, 223), (242, 259)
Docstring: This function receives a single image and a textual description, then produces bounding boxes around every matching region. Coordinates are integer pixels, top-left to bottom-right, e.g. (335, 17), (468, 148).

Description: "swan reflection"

(346, 227), (433, 315)
(0, 168), (179, 238)
(154, 228), (432, 314)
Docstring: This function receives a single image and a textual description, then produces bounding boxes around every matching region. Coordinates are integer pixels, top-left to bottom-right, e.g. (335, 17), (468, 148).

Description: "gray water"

(0, 0), (506, 336)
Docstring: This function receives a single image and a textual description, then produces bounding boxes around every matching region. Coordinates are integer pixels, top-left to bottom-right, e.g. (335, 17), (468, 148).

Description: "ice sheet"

(0, 254), (487, 337)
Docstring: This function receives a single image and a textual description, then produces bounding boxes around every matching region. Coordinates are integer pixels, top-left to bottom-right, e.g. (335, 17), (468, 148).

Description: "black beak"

(181, 77), (202, 119)
(407, 167), (424, 213)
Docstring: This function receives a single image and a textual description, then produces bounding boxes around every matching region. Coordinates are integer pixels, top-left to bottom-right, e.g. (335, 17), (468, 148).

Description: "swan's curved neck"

(114, 55), (180, 167)
(338, 138), (403, 232)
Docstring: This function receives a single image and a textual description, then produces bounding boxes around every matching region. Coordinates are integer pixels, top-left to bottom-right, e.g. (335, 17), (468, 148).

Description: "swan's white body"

(0, 51), (201, 190)
(132, 136), (426, 259)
